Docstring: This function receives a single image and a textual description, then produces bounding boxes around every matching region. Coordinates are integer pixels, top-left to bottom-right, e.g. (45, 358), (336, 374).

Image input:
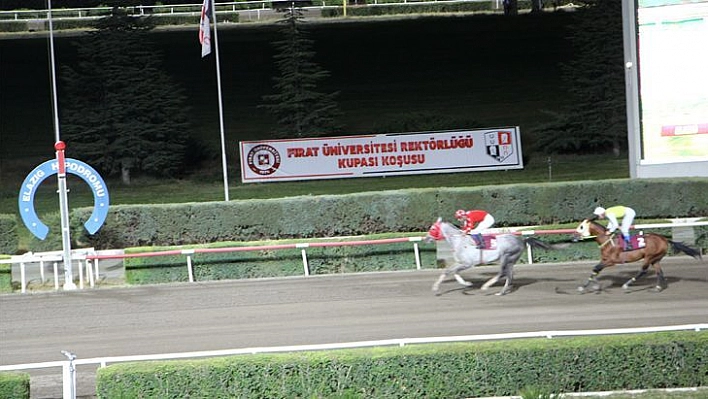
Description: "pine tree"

(260, 5), (342, 138)
(60, 7), (190, 184)
(533, 0), (626, 155)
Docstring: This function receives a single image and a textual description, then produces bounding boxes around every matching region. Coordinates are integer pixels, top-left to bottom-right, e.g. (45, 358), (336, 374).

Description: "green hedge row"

(0, 214), (19, 255)
(125, 234), (437, 284)
(1, 178), (706, 254)
(70, 179), (708, 250)
(0, 372), (30, 399)
(96, 331), (708, 398)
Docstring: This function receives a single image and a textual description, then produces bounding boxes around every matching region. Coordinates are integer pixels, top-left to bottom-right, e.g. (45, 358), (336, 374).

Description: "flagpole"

(210, 1), (230, 202)
(48, 0), (76, 291)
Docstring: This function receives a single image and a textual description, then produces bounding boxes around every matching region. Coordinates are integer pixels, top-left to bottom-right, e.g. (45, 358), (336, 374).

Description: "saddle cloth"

(617, 232), (646, 251)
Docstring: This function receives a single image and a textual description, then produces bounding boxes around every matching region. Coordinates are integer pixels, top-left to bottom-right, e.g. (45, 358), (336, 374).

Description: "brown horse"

(574, 219), (702, 292)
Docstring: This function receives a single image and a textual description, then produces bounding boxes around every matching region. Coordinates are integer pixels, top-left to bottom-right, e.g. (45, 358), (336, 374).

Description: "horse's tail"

(523, 237), (554, 250)
(668, 240), (703, 261)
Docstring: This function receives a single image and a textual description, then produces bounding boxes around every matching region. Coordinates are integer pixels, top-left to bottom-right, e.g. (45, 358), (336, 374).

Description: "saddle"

(615, 232), (645, 251)
(471, 235), (497, 250)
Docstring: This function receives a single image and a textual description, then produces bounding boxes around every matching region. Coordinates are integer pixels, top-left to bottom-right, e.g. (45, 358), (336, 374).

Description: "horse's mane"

(587, 218), (607, 231)
(441, 221), (464, 235)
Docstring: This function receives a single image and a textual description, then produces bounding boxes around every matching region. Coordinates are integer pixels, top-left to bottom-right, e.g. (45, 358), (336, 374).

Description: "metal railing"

(2, 218), (705, 293)
(0, 0), (496, 22)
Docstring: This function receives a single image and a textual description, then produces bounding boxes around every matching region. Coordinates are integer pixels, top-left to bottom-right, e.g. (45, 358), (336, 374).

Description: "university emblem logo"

(246, 144), (281, 176)
(484, 130), (514, 162)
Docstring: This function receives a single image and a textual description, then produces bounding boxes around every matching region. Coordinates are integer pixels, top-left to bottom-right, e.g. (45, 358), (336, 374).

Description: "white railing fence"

(1, 324), (705, 399)
(2, 218), (705, 293)
(0, 0), (496, 23)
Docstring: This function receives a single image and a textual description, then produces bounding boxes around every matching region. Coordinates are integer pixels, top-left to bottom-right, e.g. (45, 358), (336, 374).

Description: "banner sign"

(18, 158), (110, 240)
(240, 127), (523, 183)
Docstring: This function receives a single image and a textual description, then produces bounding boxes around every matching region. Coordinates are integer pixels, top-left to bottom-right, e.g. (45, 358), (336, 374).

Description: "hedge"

(124, 234), (437, 284)
(70, 178), (708, 250)
(0, 372), (30, 399)
(96, 331), (708, 398)
(0, 214), (19, 255)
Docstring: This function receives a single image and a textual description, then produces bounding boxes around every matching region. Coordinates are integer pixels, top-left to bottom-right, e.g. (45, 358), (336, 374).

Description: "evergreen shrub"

(96, 331), (708, 398)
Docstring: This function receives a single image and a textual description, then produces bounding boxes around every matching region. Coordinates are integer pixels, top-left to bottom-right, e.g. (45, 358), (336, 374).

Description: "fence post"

(183, 249), (195, 283)
(54, 262), (60, 290)
(297, 243), (310, 276)
(61, 350), (76, 399)
(413, 243), (421, 270)
(526, 243), (533, 265)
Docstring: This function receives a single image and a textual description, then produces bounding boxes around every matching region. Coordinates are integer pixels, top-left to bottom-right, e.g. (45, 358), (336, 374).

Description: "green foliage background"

(95, 331), (708, 398)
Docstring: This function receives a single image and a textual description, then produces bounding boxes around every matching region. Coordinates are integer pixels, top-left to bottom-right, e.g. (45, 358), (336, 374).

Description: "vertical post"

(187, 255), (194, 282)
(20, 262), (26, 293)
(183, 250), (195, 282)
(54, 262), (60, 290)
(55, 141), (76, 290)
(78, 257), (84, 289)
(413, 242), (421, 270)
(208, 0), (230, 202)
(297, 243), (310, 276)
(526, 243), (534, 265)
(61, 350), (76, 399)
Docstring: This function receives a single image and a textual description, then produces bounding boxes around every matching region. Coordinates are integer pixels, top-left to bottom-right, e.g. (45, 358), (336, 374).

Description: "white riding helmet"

(593, 207), (605, 216)
(455, 209), (466, 220)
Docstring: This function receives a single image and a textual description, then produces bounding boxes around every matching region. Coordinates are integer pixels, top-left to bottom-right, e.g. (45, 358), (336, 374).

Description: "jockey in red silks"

(455, 209), (495, 249)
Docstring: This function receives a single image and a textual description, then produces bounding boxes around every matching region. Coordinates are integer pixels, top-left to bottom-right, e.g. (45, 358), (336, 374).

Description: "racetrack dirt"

(1, 257), (706, 398)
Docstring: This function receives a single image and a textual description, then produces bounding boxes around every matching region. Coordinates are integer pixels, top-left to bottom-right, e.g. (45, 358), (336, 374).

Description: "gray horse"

(425, 217), (553, 296)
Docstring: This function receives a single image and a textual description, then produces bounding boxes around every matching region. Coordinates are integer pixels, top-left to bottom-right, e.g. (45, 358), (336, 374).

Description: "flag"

(199, 0), (212, 57)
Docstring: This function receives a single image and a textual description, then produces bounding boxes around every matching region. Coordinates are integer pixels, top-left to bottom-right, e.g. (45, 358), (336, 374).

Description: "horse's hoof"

(622, 283), (630, 290)
(655, 285), (664, 292)
(577, 286), (586, 293)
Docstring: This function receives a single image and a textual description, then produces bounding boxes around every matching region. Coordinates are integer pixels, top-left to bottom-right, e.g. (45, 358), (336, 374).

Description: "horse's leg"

(454, 273), (473, 287)
(482, 256), (513, 295)
(432, 263), (470, 293)
(497, 262), (514, 296)
(480, 273), (501, 291)
(654, 263), (667, 291)
(578, 263), (605, 292)
(622, 263), (650, 290)
(480, 255), (505, 291)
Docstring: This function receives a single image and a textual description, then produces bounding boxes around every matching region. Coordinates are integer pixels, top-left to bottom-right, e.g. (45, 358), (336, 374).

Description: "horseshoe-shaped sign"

(18, 158), (110, 240)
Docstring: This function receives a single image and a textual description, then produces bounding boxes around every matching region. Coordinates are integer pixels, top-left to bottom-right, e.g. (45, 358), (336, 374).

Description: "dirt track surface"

(1, 258), (707, 398)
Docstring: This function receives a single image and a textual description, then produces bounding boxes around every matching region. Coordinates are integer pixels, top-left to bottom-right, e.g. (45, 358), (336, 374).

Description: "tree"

(60, 7), (191, 184)
(259, 5), (342, 138)
(533, 0), (626, 155)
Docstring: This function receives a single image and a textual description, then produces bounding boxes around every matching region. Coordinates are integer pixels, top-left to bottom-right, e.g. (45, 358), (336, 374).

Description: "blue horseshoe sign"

(18, 158), (110, 240)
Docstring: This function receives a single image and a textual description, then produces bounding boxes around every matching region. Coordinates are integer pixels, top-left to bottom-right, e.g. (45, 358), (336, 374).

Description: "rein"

(597, 231), (618, 249)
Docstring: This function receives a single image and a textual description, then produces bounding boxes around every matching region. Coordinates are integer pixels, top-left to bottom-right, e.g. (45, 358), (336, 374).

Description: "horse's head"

(425, 217), (445, 243)
(575, 219), (592, 239)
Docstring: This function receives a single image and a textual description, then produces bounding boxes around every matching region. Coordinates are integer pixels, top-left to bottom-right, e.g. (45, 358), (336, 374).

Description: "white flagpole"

(210, 1), (230, 202)
(48, 0), (76, 290)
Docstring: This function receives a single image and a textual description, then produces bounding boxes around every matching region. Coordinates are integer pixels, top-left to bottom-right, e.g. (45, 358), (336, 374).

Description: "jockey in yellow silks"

(593, 205), (636, 250)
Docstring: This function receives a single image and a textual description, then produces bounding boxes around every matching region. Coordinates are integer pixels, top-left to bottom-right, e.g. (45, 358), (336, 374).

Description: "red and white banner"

(240, 128), (523, 183)
(199, 0), (212, 57)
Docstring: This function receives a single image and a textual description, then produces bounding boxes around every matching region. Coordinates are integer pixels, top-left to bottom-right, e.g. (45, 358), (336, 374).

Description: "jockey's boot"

(624, 234), (632, 250)
(474, 234), (485, 249)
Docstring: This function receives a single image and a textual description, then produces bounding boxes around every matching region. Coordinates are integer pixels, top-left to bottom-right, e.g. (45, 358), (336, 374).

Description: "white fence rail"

(1, 324), (706, 399)
(2, 219), (705, 293)
(0, 0), (495, 22)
